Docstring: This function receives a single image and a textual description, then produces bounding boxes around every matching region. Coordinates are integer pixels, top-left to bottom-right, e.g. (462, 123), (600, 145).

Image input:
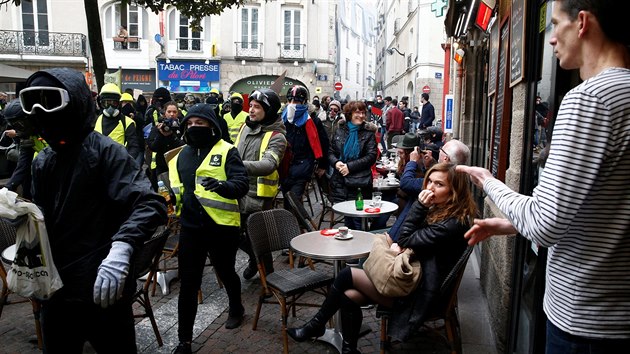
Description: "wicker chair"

(247, 209), (334, 354)
(285, 191), (317, 232)
(132, 225), (171, 347)
(0, 216), (43, 349)
(376, 246), (474, 354)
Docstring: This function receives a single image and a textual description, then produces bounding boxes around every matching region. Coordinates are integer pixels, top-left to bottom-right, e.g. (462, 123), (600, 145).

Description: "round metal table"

(332, 200), (398, 230)
(290, 230), (375, 353)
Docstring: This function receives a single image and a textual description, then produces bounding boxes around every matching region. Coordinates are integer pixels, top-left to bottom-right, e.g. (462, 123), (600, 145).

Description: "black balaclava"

(230, 99), (243, 116)
(27, 70), (94, 152)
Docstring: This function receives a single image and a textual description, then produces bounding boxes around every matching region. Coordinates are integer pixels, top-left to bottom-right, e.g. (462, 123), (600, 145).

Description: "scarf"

(282, 104), (309, 127)
(342, 121), (360, 162)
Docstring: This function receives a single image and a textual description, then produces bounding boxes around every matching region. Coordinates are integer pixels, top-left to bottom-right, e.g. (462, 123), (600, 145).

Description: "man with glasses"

(20, 68), (167, 352)
(234, 88), (287, 280)
(323, 99), (343, 141)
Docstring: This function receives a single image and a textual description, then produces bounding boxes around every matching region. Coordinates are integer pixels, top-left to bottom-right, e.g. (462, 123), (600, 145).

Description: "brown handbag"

(363, 233), (422, 297)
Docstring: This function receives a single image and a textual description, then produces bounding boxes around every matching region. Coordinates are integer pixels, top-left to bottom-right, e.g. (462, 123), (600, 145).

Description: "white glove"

(93, 241), (133, 308)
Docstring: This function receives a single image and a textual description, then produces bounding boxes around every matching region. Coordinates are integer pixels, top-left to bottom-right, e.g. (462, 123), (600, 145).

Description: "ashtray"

(320, 229), (338, 236)
(364, 207), (381, 213)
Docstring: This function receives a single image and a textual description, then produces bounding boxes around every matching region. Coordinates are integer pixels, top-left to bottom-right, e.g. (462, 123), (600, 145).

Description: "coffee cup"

(387, 172), (395, 181)
(338, 226), (349, 237)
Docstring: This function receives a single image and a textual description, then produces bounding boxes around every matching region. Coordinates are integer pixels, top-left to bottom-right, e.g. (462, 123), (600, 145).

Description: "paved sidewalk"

(0, 192), (497, 353)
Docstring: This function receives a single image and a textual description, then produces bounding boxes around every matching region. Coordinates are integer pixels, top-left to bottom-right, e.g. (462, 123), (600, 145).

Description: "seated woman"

(287, 163), (477, 353)
(328, 100), (377, 230)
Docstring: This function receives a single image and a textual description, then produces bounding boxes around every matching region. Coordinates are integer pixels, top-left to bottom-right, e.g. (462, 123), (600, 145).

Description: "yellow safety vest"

(31, 136), (48, 159)
(95, 115), (135, 146)
(223, 111), (248, 142)
(234, 125), (280, 198)
(168, 140), (241, 227)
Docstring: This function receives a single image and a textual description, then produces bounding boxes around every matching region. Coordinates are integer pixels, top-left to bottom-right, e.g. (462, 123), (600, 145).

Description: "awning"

(0, 63), (34, 83)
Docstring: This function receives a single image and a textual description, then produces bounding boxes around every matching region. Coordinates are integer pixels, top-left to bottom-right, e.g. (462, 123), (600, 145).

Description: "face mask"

(184, 126), (215, 148)
(121, 104), (135, 117)
(103, 106), (119, 118)
(177, 102), (184, 108)
(231, 102), (243, 115)
(285, 104), (296, 123)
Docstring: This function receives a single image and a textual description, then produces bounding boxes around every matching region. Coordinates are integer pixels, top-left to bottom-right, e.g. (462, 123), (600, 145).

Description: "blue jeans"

(546, 320), (630, 354)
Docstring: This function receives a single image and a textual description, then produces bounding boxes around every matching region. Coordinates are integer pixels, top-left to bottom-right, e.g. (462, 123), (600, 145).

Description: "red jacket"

(387, 107), (404, 132)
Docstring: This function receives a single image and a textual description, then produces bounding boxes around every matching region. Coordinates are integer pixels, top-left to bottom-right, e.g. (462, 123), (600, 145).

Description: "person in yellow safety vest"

(233, 88), (287, 280)
(3, 98), (48, 199)
(223, 92), (248, 142)
(167, 103), (249, 353)
(95, 83), (142, 161)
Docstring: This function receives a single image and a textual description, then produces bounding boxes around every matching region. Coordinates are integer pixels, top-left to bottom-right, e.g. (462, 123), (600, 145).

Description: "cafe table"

(332, 200), (398, 231)
(290, 230), (375, 353)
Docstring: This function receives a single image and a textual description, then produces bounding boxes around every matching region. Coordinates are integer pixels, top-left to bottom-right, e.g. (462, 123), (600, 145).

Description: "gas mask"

(103, 106), (120, 118)
(177, 102), (185, 109)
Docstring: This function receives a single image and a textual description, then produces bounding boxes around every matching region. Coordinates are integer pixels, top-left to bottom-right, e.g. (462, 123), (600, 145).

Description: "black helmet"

(427, 126), (443, 142)
(3, 99), (36, 137)
(250, 88), (281, 118)
(286, 85), (308, 104)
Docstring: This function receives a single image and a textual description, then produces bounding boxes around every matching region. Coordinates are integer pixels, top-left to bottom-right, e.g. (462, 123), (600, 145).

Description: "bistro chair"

(0, 216), (43, 349)
(132, 225), (171, 347)
(285, 191), (317, 233)
(314, 174), (345, 229)
(247, 209), (334, 354)
(376, 246), (474, 354)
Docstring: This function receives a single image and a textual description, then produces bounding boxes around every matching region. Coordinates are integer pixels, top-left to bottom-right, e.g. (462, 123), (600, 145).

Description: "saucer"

(334, 233), (354, 240)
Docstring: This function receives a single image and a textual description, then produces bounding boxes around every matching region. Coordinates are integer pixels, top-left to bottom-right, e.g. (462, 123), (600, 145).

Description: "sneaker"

(225, 309), (244, 329)
(172, 342), (192, 354)
(242, 263), (258, 280)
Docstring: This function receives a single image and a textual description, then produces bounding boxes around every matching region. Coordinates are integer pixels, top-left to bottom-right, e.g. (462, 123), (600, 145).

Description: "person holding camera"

(147, 101), (185, 189)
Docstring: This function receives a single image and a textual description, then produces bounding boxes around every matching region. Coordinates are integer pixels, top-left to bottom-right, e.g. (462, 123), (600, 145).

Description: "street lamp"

(386, 47), (405, 56)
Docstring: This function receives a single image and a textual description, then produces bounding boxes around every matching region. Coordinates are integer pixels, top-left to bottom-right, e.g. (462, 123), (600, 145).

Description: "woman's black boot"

(340, 301), (363, 354)
(287, 285), (343, 342)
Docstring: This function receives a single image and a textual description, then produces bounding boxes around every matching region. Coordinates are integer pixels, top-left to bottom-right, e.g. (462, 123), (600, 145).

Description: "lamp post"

(386, 47), (405, 56)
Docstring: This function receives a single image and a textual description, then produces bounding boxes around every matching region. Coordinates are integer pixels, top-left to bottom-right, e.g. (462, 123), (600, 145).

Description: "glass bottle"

(157, 180), (175, 215)
(355, 188), (364, 210)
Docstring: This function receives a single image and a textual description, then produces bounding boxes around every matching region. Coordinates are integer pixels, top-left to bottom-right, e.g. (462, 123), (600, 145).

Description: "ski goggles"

(20, 86), (70, 114)
(250, 90), (270, 107)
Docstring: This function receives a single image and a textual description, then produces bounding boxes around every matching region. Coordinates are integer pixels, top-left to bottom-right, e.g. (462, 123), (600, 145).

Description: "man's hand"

(464, 218), (517, 245)
(156, 122), (173, 136)
(410, 147), (422, 163)
(5, 129), (17, 139)
(93, 241), (133, 308)
(201, 177), (224, 192)
(455, 165), (494, 188)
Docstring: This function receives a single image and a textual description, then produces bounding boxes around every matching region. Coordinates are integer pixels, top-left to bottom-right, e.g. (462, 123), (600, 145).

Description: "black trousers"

(177, 225), (242, 342)
(41, 295), (136, 353)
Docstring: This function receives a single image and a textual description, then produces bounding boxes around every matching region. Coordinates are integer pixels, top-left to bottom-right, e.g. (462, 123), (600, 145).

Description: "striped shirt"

(484, 67), (630, 339)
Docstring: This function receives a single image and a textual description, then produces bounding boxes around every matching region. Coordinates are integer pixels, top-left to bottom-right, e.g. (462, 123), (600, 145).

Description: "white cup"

(387, 172), (395, 181)
(338, 226), (349, 237)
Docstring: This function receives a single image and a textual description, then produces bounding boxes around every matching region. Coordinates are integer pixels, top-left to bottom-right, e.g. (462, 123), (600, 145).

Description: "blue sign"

(157, 60), (220, 93)
(444, 94), (454, 133)
(435, 72), (442, 79)
(317, 74), (328, 81)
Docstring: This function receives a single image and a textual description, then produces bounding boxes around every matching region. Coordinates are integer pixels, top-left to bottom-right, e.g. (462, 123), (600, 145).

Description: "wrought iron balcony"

(0, 30), (87, 57)
(176, 37), (203, 52)
(278, 43), (305, 61)
(113, 36), (141, 50)
(235, 42), (263, 59)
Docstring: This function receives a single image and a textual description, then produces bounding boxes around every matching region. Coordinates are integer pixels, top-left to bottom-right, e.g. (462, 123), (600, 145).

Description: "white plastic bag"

(0, 188), (63, 300)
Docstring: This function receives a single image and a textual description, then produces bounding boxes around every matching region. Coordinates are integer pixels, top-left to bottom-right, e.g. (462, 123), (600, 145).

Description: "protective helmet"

(184, 94), (196, 104)
(120, 93), (134, 102)
(286, 85), (308, 104)
(229, 92), (244, 104)
(100, 83), (121, 97)
(3, 99), (36, 137)
(250, 88), (281, 119)
(426, 126), (443, 142)
(210, 88), (220, 95)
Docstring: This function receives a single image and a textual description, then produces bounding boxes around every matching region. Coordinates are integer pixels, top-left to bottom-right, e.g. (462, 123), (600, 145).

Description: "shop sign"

(157, 60), (220, 93)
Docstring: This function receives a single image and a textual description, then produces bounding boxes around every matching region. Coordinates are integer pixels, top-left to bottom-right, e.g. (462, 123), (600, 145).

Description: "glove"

(93, 241), (133, 308)
(201, 177), (226, 194)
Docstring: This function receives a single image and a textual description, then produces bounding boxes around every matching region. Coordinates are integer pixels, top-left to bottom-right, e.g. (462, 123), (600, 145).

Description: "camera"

(160, 118), (179, 132)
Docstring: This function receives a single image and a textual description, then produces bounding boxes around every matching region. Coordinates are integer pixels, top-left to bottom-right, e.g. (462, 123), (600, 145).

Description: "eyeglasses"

(440, 147), (450, 159)
(20, 86), (70, 114)
(330, 108), (339, 113)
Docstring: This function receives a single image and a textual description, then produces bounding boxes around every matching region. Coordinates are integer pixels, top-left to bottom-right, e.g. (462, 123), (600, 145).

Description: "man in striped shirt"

(458, 0), (630, 352)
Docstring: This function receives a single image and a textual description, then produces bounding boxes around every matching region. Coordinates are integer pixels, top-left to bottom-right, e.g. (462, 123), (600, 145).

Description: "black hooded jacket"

(29, 68), (168, 301)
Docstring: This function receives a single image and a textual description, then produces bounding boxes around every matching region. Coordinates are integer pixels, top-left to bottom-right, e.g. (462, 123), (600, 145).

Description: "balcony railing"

(113, 36), (141, 50)
(0, 30), (87, 57)
(235, 42), (263, 59)
(176, 37), (203, 52)
(278, 43), (305, 60)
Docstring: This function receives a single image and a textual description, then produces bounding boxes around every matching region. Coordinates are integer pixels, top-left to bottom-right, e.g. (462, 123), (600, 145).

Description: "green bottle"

(355, 188), (364, 210)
